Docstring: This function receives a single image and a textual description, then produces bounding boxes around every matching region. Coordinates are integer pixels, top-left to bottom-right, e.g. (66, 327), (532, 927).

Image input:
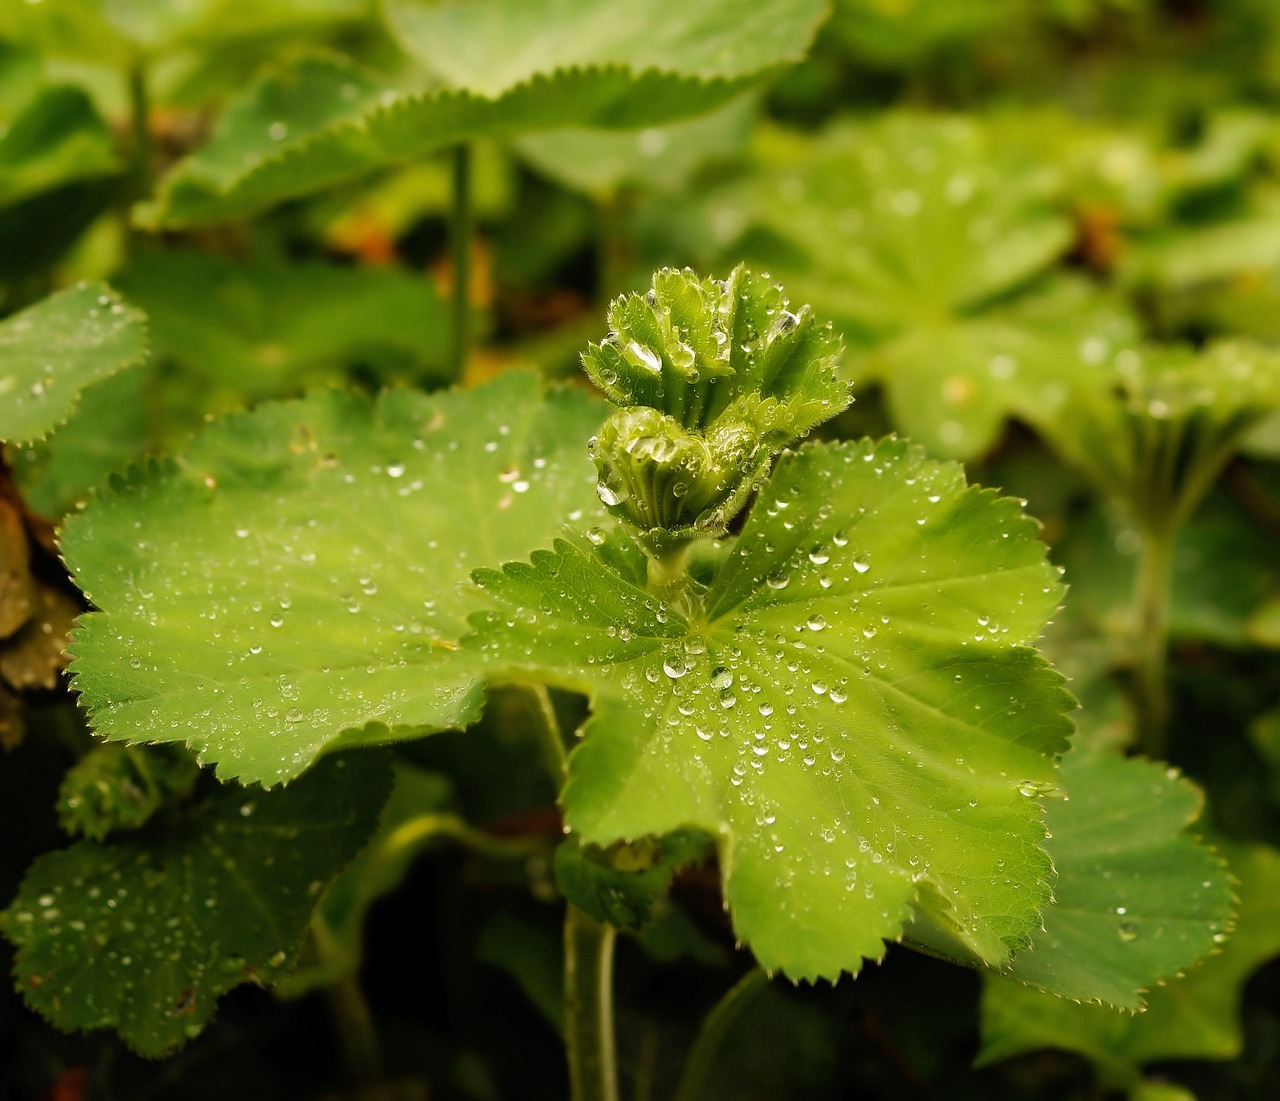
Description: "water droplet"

(624, 341), (662, 373)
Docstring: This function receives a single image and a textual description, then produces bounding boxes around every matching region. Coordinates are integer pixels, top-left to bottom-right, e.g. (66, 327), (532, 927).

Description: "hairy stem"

(448, 143), (473, 380)
(645, 542), (692, 596)
(565, 905), (620, 1101)
(1133, 522), (1176, 759)
(673, 969), (768, 1101)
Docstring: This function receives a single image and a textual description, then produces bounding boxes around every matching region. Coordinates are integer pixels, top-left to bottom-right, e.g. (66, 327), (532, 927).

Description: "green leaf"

(554, 829), (712, 931)
(9, 365), (153, 518)
(467, 436), (1073, 980)
(866, 277), (1141, 460)
(923, 747), (1231, 1008)
(826, 0), (1024, 68)
(726, 114), (1073, 342)
(0, 0), (369, 61)
(1024, 340), (1280, 529)
(0, 283), (148, 446)
(0, 85), (120, 209)
(116, 248), (455, 395)
(57, 743), (201, 841)
(514, 96), (756, 199)
(62, 372), (605, 786)
(384, 0), (828, 97)
(978, 843), (1280, 1088)
(1, 751), (393, 1057)
(144, 0), (828, 229)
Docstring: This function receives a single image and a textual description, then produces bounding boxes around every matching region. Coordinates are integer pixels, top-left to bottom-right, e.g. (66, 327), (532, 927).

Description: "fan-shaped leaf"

(61, 372), (605, 786)
(467, 436), (1073, 981)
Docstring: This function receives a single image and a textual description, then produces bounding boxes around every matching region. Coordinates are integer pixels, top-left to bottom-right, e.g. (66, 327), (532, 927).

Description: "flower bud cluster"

(582, 265), (848, 549)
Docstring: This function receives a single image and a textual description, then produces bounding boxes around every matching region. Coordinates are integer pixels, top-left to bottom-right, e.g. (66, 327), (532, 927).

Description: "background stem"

(1133, 522), (1176, 758)
(564, 905), (620, 1101)
(673, 969), (767, 1101)
(448, 143), (472, 381)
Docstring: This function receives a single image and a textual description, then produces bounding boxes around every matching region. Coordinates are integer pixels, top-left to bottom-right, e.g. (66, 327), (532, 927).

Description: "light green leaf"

(978, 843), (1280, 1088)
(0, 283), (147, 446)
(62, 372), (605, 786)
(866, 278), (1140, 459)
(467, 436), (1073, 981)
(515, 95), (756, 198)
(727, 115), (1073, 342)
(0, 751), (392, 1057)
(928, 747), (1231, 1008)
(0, 0), (369, 61)
(144, 0), (827, 229)
(1025, 340), (1280, 530)
(384, 0), (829, 97)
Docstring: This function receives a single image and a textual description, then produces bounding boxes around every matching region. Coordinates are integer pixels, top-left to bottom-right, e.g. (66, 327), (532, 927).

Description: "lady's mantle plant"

(2, 269), (1230, 1067)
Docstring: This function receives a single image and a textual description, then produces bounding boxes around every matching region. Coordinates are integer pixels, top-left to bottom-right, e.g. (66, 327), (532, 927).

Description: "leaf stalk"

(564, 904), (621, 1101)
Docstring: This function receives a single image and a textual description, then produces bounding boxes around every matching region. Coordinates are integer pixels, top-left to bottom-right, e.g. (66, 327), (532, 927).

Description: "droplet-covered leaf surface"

(979, 843), (1280, 1088)
(468, 437), (1073, 980)
(1, 752), (392, 1057)
(918, 747), (1232, 1007)
(0, 283), (147, 445)
(62, 372), (605, 785)
(145, 0), (828, 229)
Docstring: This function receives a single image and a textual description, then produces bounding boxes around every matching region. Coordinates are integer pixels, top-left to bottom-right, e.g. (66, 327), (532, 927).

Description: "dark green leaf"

(1, 751), (393, 1057)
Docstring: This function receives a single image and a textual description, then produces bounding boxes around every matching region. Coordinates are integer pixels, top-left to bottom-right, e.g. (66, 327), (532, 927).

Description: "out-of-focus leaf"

(554, 830), (712, 931)
(57, 743), (201, 840)
(384, 0), (828, 97)
(723, 114), (1072, 342)
(515, 95), (756, 198)
(145, 0), (829, 228)
(117, 248), (454, 395)
(0, 283), (147, 446)
(0, 496), (35, 639)
(0, 585), (80, 690)
(9, 366), (153, 519)
(866, 277), (1139, 459)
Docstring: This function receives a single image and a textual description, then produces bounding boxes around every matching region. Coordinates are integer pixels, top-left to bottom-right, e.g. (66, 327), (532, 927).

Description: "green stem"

(1133, 522), (1176, 759)
(529, 683), (569, 785)
(448, 143), (473, 381)
(645, 542), (692, 595)
(127, 60), (152, 193)
(673, 969), (768, 1101)
(596, 191), (633, 303)
(312, 913), (383, 1087)
(564, 904), (620, 1101)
